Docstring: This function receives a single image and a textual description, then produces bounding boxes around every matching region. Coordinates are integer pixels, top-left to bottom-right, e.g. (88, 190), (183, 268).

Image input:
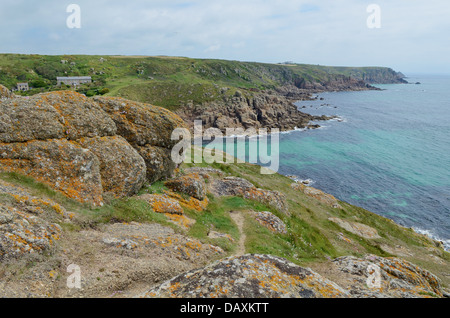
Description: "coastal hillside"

(0, 54), (407, 132)
(0, 54), (406, 101)
(0, 86), (448, 298)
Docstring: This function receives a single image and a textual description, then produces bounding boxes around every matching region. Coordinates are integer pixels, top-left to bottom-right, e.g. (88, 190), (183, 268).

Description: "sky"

(0, 0), (449, 75)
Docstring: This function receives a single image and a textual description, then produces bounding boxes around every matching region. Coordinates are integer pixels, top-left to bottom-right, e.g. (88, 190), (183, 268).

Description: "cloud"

(0, 0), (449, 74)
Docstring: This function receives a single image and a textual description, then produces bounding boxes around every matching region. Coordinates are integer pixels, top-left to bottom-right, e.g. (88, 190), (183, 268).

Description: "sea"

(230, 74), (450, 250)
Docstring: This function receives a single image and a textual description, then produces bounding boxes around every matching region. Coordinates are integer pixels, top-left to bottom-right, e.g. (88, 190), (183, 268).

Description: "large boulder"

(0, 84), (15, 99)
(93, 96), (186, 181)
(93, 96), (185, 148)
(164, 173), (207, 200)
(0, 139), (103, 205)
(77, 136), (147, 198)
(140, 254), (348, 298)
(135, 145), (176, 183)
(139, 194), (184, 215)
(0, 91), (188, 205)
(333, 255), (444, 298)
(0, 91), (116, 143)
(251, 211), (287, 234)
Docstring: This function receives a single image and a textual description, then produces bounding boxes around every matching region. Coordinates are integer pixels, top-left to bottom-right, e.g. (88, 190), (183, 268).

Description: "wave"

(285, 175), (315, 186)
(412, 227), (450, 251)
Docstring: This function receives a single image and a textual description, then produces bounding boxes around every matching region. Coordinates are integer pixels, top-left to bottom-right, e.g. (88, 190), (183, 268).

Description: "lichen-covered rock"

(251, 211), (287, 234)
(0, 84), (15, 99)
(176, 91), (319, 133)
(333, 255), (444, 298)
(210, 177), (289, 215)
(291, 183), (342, 209)
(183, 167), (225, 178)
(0, 139), (103, 205)
(140, 254), (348, 298)
(77, 136), (146, 198)
(209, 176), (255, 196)
(135, 144), (176, 183)
(0, 91), (116, 143)
(242, 188), (289, 216)
(93, 96), (186, 183)
(0, 203), (61, 261)
(0, 91), (191, 204)
(165, 213), (196, 230)
(164, 190), (209, 212)
(140, 194), (184, 215)
(93, 96), (185, 149)
(165, 173), (207, 200)
(328, 217), (381, 239)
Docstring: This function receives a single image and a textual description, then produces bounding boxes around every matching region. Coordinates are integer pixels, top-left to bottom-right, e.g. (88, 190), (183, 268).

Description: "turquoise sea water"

(216, 75), (450, 248)
(273, 74), (450, 249)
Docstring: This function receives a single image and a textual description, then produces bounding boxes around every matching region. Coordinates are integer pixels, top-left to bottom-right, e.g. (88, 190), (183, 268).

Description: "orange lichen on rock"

(251, 211), (287, 234)
(164, 173), (207, 201)
(0, 203), (61, 260)
(77, 135), (147, 198)
(163, 190), (209, 212)
(140, 254), (349, 298)
(140, 194), (184, 215)
(0, 139), (104, 205)
(333, 255), (444, 298)
(164, 213), (196, 230)
(291, 182), (342, 209)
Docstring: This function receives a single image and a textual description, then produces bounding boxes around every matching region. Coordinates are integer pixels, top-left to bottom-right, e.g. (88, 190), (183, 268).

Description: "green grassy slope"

(1, 158), (448, 288)
(0, 54), (405, 109)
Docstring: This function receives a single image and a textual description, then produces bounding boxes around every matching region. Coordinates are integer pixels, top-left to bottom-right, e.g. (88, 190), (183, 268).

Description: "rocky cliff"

(175, 90), (332, 133)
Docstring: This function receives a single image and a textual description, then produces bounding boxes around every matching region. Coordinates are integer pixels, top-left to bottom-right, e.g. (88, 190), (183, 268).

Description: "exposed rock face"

(0, 91), (184, 205)
(176, 91), (325, 133)
(77, 136), (147, 198)
(0, 91), (116, 143)
(208, 176), (254, 196)
(163, 190), (209, 212)
(165, 173), (207, 201)
(209, 177), (289, 215)
(242, 188), (288, 215)
(94, 96), (186, 182)
(0, 179), (68, 261)
(0, 84), (15, 99)
(0, 203), (61, 260)
(291, 183), (342, 209)
(140, 194), (184, 215)
(140, 253), (447, 299)
(93, 96), (185, 149)
(328, 217), (381, 239)
(251, 211), (287, 234)
(59, 222), (224, 298)
(346, 69), (408, 84)
(0, 139), (104, 205)
(140, 254), (349, 298)
(333, 255), (443, 298)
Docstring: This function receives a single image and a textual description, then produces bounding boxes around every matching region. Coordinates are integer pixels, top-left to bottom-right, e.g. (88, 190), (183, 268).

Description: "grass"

(0, 53), (401, 109)
(0, 172), (174, 231)
(1, 156), (449, 287)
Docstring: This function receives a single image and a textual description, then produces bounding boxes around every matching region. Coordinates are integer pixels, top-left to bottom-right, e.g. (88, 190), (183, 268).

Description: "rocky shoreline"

(174, 75), (387, 134)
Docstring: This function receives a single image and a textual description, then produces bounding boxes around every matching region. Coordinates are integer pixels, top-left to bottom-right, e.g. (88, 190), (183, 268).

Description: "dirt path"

(229, 211), (246, 256)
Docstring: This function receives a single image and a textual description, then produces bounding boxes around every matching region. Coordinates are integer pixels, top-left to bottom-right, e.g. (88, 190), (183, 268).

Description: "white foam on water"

(412, 227), (450, 251)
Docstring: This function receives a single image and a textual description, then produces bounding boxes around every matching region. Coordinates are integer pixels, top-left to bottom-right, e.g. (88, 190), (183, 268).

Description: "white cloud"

(0, 0), (449, 73)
